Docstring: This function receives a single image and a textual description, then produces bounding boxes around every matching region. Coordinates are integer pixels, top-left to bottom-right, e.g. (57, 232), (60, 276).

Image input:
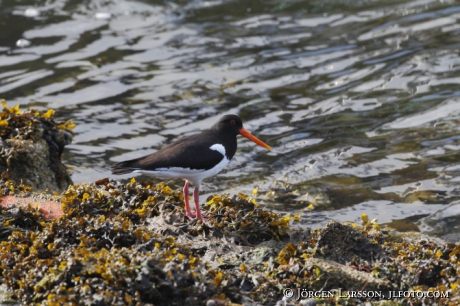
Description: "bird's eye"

(230, 120), (236, 125)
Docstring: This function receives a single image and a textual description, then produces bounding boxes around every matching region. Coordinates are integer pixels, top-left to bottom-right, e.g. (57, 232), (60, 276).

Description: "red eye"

(230, 120), (236, 125)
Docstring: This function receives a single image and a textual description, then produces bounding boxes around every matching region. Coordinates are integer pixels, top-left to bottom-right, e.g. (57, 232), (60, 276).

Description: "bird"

(110, 114), (271, 220)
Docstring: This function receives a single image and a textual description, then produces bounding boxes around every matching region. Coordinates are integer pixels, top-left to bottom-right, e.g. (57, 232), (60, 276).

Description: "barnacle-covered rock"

(0, 100), (73, 192)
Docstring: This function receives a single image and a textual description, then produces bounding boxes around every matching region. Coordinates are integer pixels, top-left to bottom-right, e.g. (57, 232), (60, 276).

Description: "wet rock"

(0, 138), (71, 192)
(0, 101), (74, 192)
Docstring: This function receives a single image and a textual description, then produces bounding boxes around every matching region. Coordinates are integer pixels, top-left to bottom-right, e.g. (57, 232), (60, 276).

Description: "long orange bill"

(239, 127), (272, 150)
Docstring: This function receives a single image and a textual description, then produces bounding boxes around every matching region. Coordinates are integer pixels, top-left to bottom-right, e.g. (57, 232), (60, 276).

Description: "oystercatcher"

(111, 114), (271, 220)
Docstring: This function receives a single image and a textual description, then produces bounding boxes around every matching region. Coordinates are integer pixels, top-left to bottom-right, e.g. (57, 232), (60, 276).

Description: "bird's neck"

(212, 130), (238, 160)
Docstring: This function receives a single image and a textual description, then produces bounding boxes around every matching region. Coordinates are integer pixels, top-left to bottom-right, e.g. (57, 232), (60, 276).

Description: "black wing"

(111, 132), (225, 174)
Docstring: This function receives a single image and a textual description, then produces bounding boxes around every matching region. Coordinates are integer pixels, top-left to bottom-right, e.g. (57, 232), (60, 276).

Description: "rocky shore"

(0, 102), (457, 305)
(0, 179), (457, 305)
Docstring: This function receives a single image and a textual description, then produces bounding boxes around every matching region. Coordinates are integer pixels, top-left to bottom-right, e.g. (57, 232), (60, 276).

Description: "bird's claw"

(186, 211), (209, 222)
(186, 211), (197, 219)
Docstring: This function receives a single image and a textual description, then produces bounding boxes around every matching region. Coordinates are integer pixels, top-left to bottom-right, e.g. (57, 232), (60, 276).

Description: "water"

(2, 0), (460, 241)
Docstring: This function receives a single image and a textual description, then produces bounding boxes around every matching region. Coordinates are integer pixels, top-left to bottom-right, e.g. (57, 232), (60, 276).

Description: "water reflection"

(1, 0), (460, 240)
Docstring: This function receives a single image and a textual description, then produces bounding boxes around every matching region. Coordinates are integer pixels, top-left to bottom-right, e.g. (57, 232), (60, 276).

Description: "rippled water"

(2, 0), (460, 241)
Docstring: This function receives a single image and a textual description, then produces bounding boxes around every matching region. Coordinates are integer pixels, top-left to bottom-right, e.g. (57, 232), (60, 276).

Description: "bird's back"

(111, 129), (237, 175)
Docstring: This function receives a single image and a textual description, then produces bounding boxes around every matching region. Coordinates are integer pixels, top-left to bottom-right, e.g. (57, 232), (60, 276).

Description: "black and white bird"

(111, 114), (271, 220)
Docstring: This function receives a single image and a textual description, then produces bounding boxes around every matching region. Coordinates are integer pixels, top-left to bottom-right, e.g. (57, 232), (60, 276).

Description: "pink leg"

(183, 181), (196, 219)
(193, 186), (208, 221)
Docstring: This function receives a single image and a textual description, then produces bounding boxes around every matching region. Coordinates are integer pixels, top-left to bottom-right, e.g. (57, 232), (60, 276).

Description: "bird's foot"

(186, 211), (197, 219)
(186, 211), (209, 222)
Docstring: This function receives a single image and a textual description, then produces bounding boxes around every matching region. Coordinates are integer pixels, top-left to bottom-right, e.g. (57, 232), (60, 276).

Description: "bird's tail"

(111, 161), (136, 175)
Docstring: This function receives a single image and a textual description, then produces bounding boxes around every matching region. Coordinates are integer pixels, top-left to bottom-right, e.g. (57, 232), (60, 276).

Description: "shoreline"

(0, 178), (456, 305)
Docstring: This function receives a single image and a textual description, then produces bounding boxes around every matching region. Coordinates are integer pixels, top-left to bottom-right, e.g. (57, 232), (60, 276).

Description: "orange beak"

(239, 127), (272, 150)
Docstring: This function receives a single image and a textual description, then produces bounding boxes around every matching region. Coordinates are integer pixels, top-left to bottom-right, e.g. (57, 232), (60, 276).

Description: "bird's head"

(212, 114), (271, 150)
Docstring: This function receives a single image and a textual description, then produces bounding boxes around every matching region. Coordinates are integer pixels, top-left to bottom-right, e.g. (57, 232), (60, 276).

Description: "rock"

(0, 195), (63, 219)
(315, 221), (390, 264)
(0, 101), (74, 192)
(0, 137), (72, 192)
